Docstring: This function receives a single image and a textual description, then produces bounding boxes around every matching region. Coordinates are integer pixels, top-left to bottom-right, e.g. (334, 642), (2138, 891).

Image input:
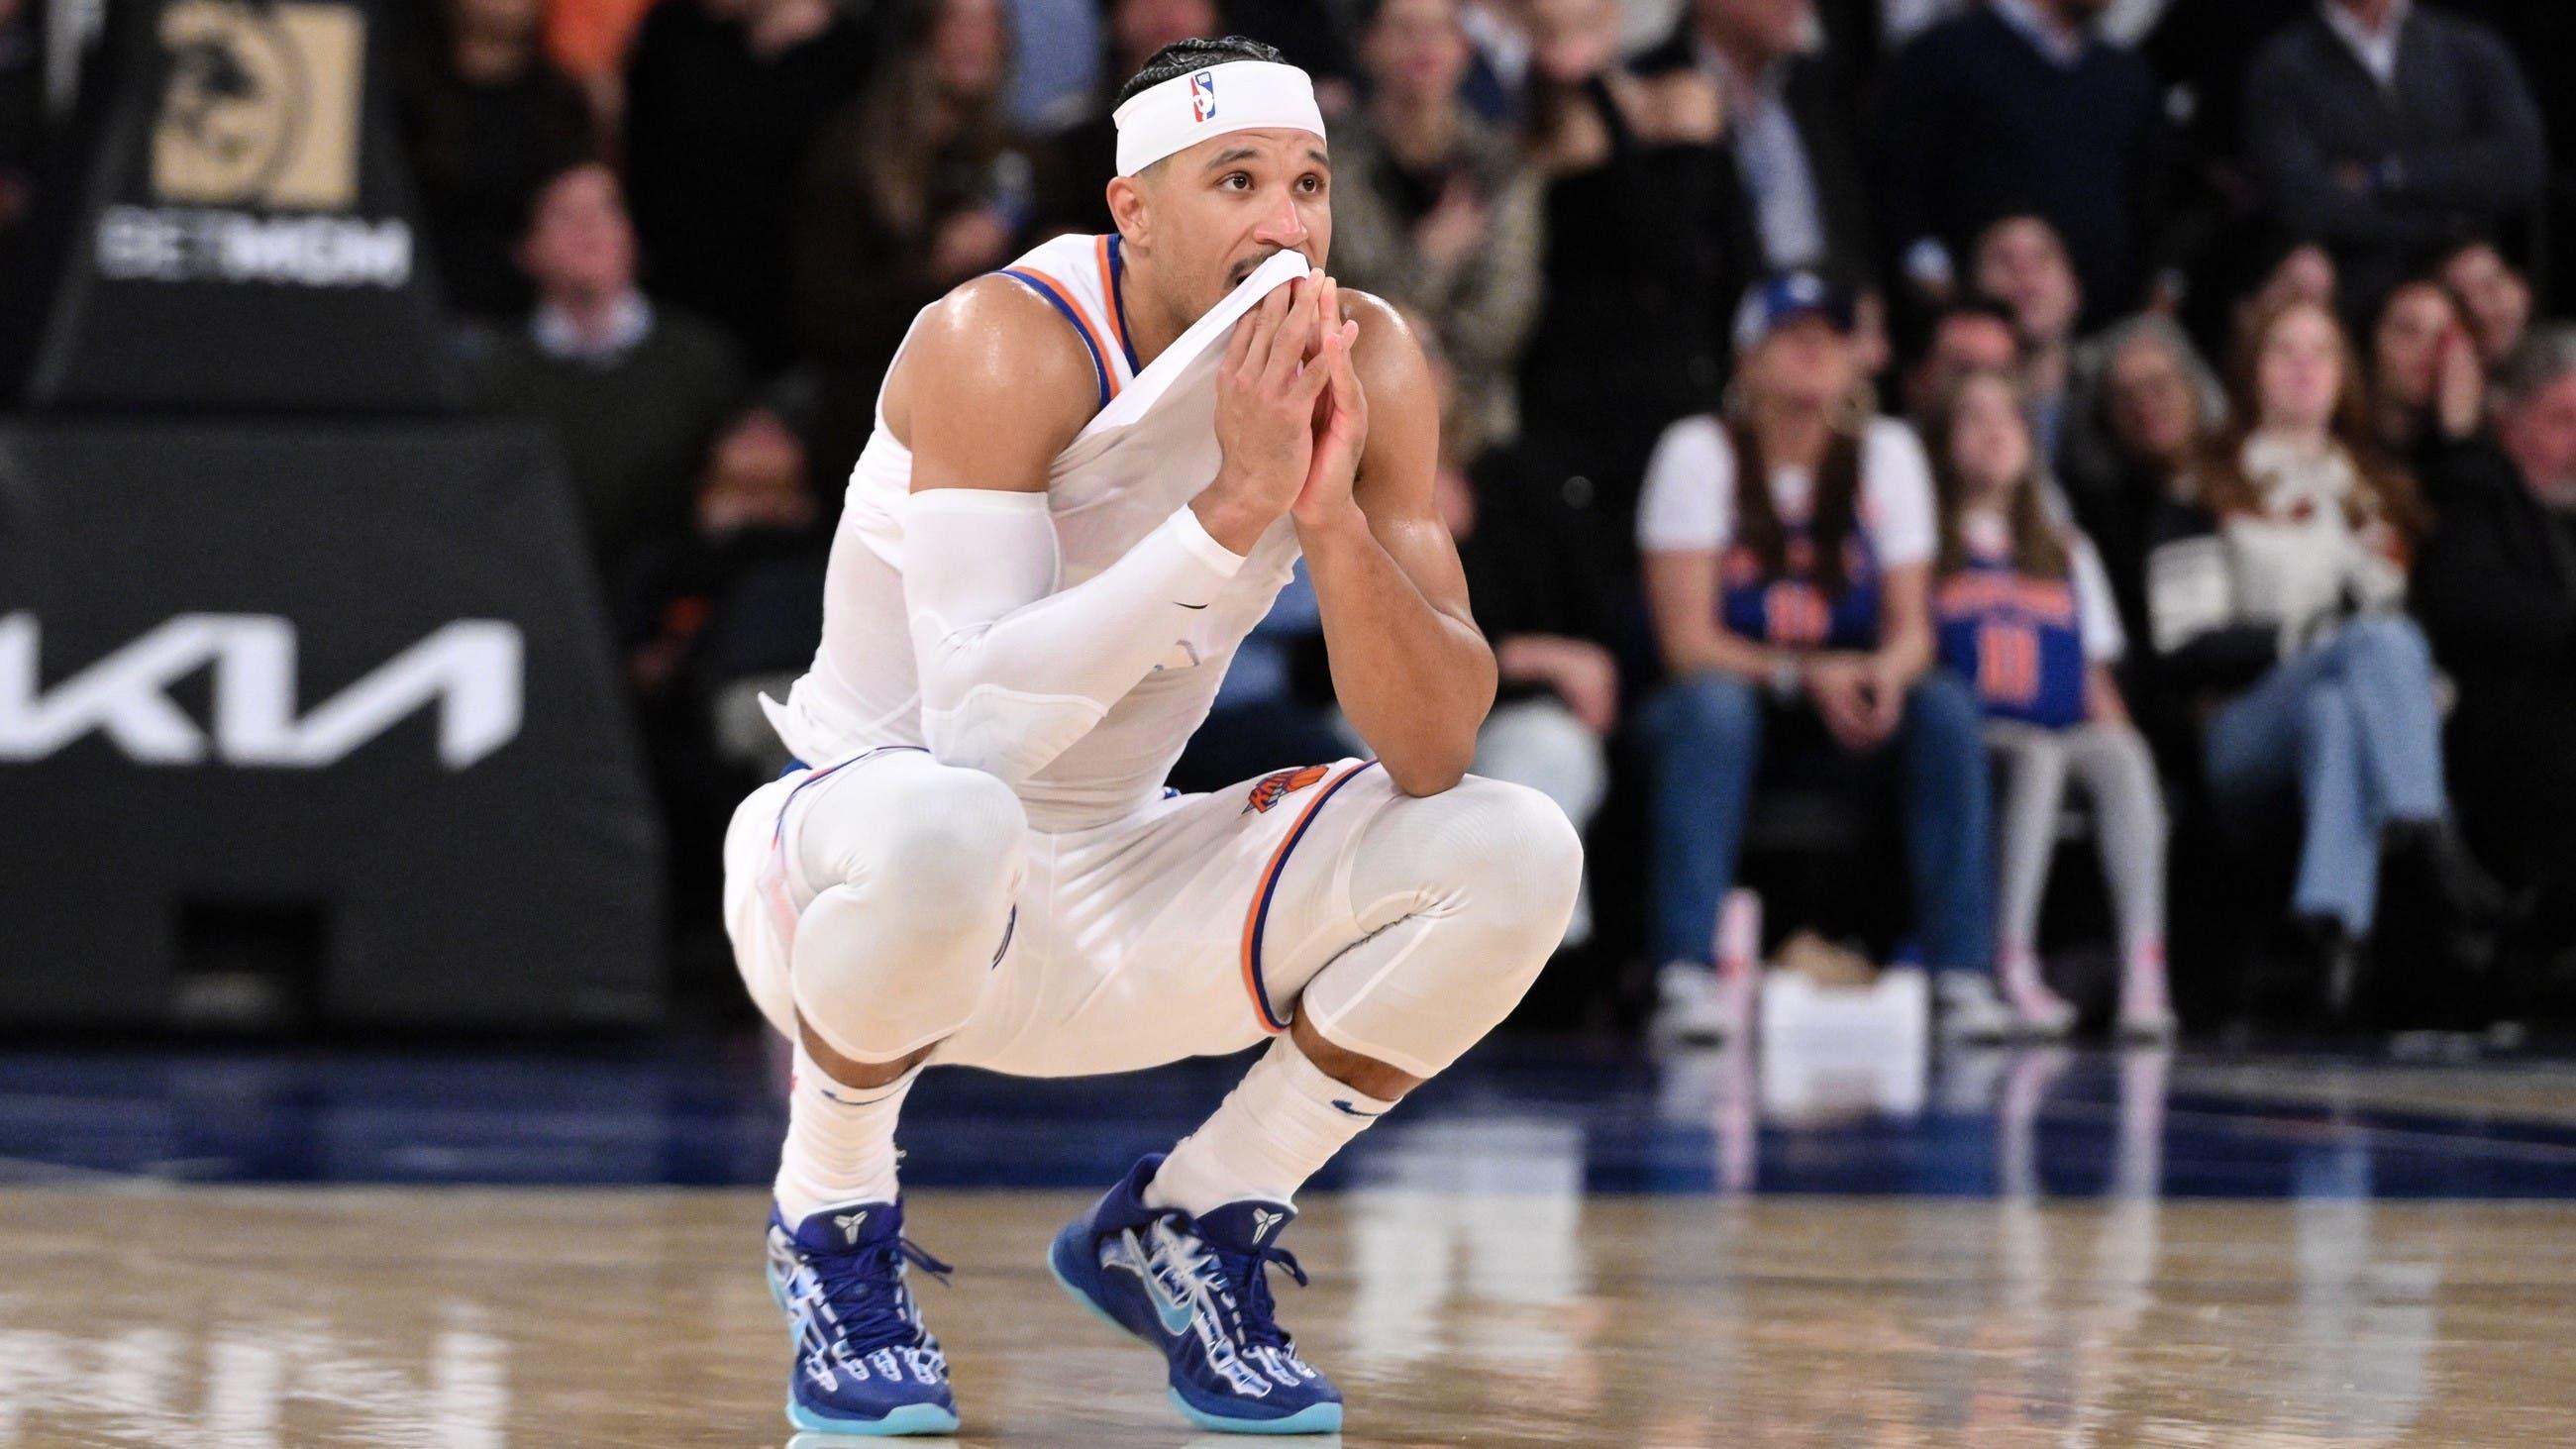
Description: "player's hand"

(1292, 275), (1366, 532)
(1200, 274), (1330, 554)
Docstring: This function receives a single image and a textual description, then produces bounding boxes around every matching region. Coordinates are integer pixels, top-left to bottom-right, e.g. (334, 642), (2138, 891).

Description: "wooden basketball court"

(6, 1184), (2576, 1444)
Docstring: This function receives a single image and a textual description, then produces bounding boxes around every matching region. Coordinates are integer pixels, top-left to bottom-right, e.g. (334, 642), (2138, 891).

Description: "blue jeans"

(1645, 672), (1994, 972)
(2205, 615), (2446, 934)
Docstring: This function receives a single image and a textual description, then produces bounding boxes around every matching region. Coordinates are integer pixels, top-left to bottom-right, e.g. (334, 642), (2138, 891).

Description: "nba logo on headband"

(1112, 59), (1321, 175)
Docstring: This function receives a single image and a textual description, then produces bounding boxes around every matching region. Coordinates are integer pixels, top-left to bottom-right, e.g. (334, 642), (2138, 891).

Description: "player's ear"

(1106, 175), (1149, 249)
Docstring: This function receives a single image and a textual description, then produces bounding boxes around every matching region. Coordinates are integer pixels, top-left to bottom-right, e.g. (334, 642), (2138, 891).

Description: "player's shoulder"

(890, 271), (1100, 452)
(909, 272), (1100, 397)
(1339, 288), (1434, 398)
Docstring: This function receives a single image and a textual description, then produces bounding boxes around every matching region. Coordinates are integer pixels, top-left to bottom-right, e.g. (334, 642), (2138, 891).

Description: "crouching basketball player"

(720, 37), (1582, 1436)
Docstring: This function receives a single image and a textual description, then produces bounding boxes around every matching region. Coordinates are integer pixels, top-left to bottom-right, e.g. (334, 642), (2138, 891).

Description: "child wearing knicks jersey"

(1926, 368), (2174, 1041)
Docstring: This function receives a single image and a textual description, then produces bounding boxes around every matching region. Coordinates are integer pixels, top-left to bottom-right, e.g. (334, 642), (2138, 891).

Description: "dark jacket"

(2241, 4), (2546, 315)
(2412, 432), (2576, 887)
(1872, 6), (2171, 322)
(1630, 28), (1874, 294)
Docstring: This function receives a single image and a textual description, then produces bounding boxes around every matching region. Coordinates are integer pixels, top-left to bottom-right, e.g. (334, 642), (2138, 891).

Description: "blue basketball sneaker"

(765, 1198), (960, 1436)
(1047, 1154), (1343, 1434)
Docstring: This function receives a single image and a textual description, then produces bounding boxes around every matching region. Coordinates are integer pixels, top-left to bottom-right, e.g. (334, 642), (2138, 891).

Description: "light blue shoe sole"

(1049, 1235), (1342, 1435)
(1166, 1389), (1343, 1435)
(784, 1397), (961, 1437)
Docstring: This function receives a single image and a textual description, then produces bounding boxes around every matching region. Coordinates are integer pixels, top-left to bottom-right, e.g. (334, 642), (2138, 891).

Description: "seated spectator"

(2241, 0), (2546, 323)
(1633, 0), (1876, 295)
(2414, 327), (2576, 949)
(478, 161), (749, 582)
(2062, 313), (2226, 643)
(2231, 239), (2338, 344)
(1873, 0), (2170, 325)
(2145, 297), (2506, 1006)
(2368, 276), (2483, 461)
(1517, 0), (1747, 518)
(1972, 214), (2085, 466)
(1904, 293), (2022, 423)
(794, 0), (1029, 488)
(1420, 318), (1621, 946)
(1328, 0), (1542, 455)
(401, 0), (593, 319)
(545, 0), (658, 130)
(621, 405), (830, 942)
(1926, 367), (2172, 1040)
(1636, 273), (1995, 1040)
(1026, 0), (1218, 237)
(623, 0), (876, 370)
(2438, 238), (2535, 371)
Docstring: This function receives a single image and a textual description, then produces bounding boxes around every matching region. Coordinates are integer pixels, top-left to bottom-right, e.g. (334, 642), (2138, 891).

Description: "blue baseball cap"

(1733, 270), (1855, 353)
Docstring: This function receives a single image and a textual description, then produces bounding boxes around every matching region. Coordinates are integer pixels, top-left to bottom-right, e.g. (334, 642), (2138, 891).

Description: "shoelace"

(1158, 1212), (1308, 1353)
(805, 1234), (955, 1354)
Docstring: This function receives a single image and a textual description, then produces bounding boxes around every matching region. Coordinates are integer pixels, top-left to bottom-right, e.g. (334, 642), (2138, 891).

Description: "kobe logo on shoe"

(835, 1210), (871, 1245)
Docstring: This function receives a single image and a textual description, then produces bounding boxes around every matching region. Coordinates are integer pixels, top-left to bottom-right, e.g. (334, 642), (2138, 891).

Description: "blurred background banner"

(0, 419), (664, 1027)
(29, 0), (458, 411)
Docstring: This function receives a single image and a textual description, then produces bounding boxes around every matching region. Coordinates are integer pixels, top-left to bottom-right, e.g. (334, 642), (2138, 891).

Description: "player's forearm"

(1298, 507), (1494, 796)
(907, 494), (1241, 783)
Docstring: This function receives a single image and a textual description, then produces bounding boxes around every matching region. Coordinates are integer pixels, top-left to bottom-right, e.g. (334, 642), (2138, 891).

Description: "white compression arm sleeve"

(903, 488), (1246, 784)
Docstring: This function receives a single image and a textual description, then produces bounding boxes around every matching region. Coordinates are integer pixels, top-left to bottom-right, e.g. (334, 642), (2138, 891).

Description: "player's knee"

(1429, 776), (1585, 952)
(863, 762), (1028, 913)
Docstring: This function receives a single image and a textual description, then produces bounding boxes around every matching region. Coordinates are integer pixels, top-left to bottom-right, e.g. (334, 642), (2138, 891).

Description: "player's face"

(1143, 129), (1332, 320)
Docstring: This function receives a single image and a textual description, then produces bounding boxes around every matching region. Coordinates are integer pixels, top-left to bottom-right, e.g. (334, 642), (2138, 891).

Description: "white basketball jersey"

(763, 237), (1312, 831)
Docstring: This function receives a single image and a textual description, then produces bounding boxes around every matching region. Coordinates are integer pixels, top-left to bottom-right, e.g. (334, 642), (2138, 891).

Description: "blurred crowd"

(10, 0), (2576, 1037)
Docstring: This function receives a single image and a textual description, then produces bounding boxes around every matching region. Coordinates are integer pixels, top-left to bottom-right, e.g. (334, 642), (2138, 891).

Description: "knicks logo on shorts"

(1243, 765), (1330, 814)
(1190, 69), (1217, 122)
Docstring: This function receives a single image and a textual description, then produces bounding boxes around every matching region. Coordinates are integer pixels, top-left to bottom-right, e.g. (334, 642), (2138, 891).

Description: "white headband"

(1112, 60), (1325, 178)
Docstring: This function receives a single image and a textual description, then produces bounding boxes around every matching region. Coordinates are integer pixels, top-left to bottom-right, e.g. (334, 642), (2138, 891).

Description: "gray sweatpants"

(1986, 720), (2167, 971)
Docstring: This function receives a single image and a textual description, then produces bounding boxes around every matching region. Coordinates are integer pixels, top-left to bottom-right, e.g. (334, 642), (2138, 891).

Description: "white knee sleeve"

(788, 753), (1028, 1062)
(1299, 776), (1583, 1078)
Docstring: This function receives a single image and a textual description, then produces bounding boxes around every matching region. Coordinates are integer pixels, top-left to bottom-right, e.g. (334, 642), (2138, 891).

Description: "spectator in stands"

(1636, 273), (1995, 1041)
(1328, 0), (1542, 454)
(0, 0), (35, 249)
(1972, 214), (2085, 466)
(2241, 0), (2546, 323)
(2145, 297), (2504, 1004)
(1926, 367), (2173, 1040)
(1904, 293), (2022, 424)
(1517, 0), (1748, 521)
(2438, 238), (2535, 371)
(2415, 326), (2576, 947)
(794, 0), (1027, 487)
(1026, 0), (1217, 237)
(621, 405), (830, 941)
(1633, 0), (1876, 294)
(2232, 240), (2338, 344)
(480, 161), (749, 582)
(2369, 276), (2482, 460)
(1418, 316), (1620, 946)
(544, 0), (657, 131)
(1873, 0), (2170, 325)
(2062, 313), (2225, 644)
(623, 0), (876, 370)
(401, 0), (593, 319)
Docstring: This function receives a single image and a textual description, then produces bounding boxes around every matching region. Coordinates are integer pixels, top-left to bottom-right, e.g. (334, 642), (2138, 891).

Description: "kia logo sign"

(0, 614), (523, 770)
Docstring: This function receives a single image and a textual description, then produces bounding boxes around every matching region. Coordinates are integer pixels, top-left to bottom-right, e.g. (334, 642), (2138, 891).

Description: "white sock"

(773, 1038), (916, 1222)
(1147, 1037), (1394, 1215)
